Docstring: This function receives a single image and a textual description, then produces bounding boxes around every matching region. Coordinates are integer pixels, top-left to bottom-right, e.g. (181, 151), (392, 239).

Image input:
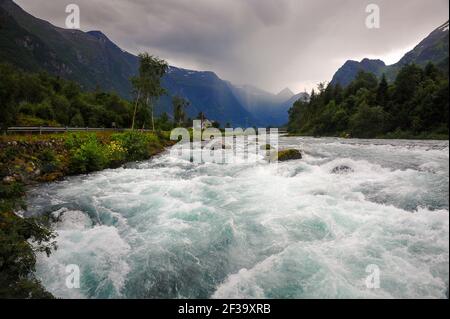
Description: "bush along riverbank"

(0, 131), (174, 298)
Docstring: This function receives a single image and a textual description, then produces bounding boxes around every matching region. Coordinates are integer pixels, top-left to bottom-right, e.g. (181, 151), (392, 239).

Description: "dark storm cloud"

(15, 0), (449, 92)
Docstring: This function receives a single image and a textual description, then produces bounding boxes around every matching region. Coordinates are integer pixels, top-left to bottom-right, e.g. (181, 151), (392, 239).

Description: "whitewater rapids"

(25, 136), (449, 299)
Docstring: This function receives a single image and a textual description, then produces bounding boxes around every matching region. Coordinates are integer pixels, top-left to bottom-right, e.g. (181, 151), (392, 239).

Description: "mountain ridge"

(331, 20), (449, 86)
(227, 83), (308, 126)
(1, 0), (303, 127)
(277, 87), (295, 100)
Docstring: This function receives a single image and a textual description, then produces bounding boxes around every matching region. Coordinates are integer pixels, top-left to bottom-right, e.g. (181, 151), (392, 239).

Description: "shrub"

(69, 137), (108, 174)
(105, 141), (127, 166)
(0, 182), (25, 212)
(37, 149), (56, 163)
(64, 133), (94, 150)
(38, 149), (60, 174)
(112, 131), (153, 161)
(0, 147), (19, 163)
(0, 210), (56, 299)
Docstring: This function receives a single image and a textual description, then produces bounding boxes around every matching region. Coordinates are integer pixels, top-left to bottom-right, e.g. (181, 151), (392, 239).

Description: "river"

(24, 136), (449, 299)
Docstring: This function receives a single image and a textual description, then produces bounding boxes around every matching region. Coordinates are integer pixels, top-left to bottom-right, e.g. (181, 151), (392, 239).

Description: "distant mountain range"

(3, 0), (444, 126)
(227, 84), (308, 126)
(0, 0), (302, 127)
(331, 20), (449, 86)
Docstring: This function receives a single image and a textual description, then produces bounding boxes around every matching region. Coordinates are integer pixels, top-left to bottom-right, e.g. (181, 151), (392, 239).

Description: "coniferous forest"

(288, 63), (449, 139)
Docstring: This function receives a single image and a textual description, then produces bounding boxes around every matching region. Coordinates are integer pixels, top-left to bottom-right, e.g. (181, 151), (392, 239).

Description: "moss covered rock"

(277, 149), (302, 162)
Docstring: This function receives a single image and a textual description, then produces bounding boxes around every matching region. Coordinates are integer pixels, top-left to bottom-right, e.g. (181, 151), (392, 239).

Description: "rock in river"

(331, 165), (354, 174)
(277, 149), (303, 162)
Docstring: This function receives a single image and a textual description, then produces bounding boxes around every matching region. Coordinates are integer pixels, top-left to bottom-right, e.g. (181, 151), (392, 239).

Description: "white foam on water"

(35, 209), (131, 299)
(28, 137), (449, 299)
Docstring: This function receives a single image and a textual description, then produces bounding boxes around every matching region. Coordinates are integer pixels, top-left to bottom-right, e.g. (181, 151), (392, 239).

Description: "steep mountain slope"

(158, 67), (258, 127)
(0, 4), (59, 73)
(331, 20), (449, 86)
(0, 0), (138, 98)
(280, 92), (310, 111)
(0, 0), (259, 126)
(397, 21), (449, 67)
(227, 84), (308, 127)
(276, 88), (295, 101)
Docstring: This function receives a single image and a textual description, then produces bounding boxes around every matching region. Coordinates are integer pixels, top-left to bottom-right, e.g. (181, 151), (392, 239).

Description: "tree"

(376, 74), (389, 107)
(0, 64), (19, 132)
(172, 95), (190, 126)
(0, 63), (136, 130)
(394, 64), (423, 104)
(424, 62), (440, 81)
(333, 83), (344, 104)
(131, 53), (168, 131)
(346, 71), (378, 96)
(349, 103), (387, 138)
(287, 62), (448, 139)
(70, 112), (85, 127)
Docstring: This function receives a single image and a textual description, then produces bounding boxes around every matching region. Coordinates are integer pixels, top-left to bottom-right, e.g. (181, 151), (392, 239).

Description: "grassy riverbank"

(0, 131), (174, 298)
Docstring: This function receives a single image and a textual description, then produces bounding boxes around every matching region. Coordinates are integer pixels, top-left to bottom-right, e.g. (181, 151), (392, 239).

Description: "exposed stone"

(277, 149), (303, 162)
(331, 165), (354, 174)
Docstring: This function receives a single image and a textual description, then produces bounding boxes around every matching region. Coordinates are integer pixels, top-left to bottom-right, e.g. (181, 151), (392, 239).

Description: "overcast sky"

(15, 0), (449, 93)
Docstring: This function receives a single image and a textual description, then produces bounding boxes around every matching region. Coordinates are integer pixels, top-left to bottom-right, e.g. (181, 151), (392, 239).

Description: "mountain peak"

(87, 30), (109, 41)
(331, 20), (449, 87)
(360, 58), (386, 67)
(277, 87), (294, 99)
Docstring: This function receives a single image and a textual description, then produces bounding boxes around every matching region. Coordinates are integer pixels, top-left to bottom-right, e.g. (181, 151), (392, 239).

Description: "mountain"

(0, 0), (139, 98)
(331, 59), (386, 87)
(396, 21), (449, 67)
(276, 88), (295, 100)
(0, 0), (259, 127)
(280, 91), (310, 110)
(227, 84), (308, 127)
(157, 67), (258, 127)
(331, 20), (449, 86)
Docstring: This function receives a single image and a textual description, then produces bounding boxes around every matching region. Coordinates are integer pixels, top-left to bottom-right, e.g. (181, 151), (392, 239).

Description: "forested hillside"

(288, 63), (449, 139)
(0, 63), (169, 131)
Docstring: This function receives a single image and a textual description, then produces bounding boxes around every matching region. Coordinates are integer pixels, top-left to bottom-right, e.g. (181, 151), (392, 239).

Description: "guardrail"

(5, 127), (288, 135)
(5, 127), (151, 134)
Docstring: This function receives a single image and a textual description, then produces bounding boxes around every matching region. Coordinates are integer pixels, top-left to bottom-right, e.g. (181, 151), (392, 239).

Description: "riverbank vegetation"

(0, 131), (173, 298)
(288, 63), (449, 139)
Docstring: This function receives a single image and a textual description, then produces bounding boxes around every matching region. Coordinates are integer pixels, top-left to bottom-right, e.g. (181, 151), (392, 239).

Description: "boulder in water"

(278, 149), (302, 162)
(331, 165), (354, 174)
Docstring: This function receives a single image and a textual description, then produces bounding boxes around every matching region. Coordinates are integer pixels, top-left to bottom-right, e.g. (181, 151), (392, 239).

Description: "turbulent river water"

(25, 136), (449, 299)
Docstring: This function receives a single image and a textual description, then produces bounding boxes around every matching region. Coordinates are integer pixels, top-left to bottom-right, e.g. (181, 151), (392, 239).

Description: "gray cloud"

(15, 0), (449, 93)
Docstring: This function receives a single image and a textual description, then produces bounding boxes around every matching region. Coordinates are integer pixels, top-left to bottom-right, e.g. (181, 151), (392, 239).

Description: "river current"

(25, 136), (449, 299)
